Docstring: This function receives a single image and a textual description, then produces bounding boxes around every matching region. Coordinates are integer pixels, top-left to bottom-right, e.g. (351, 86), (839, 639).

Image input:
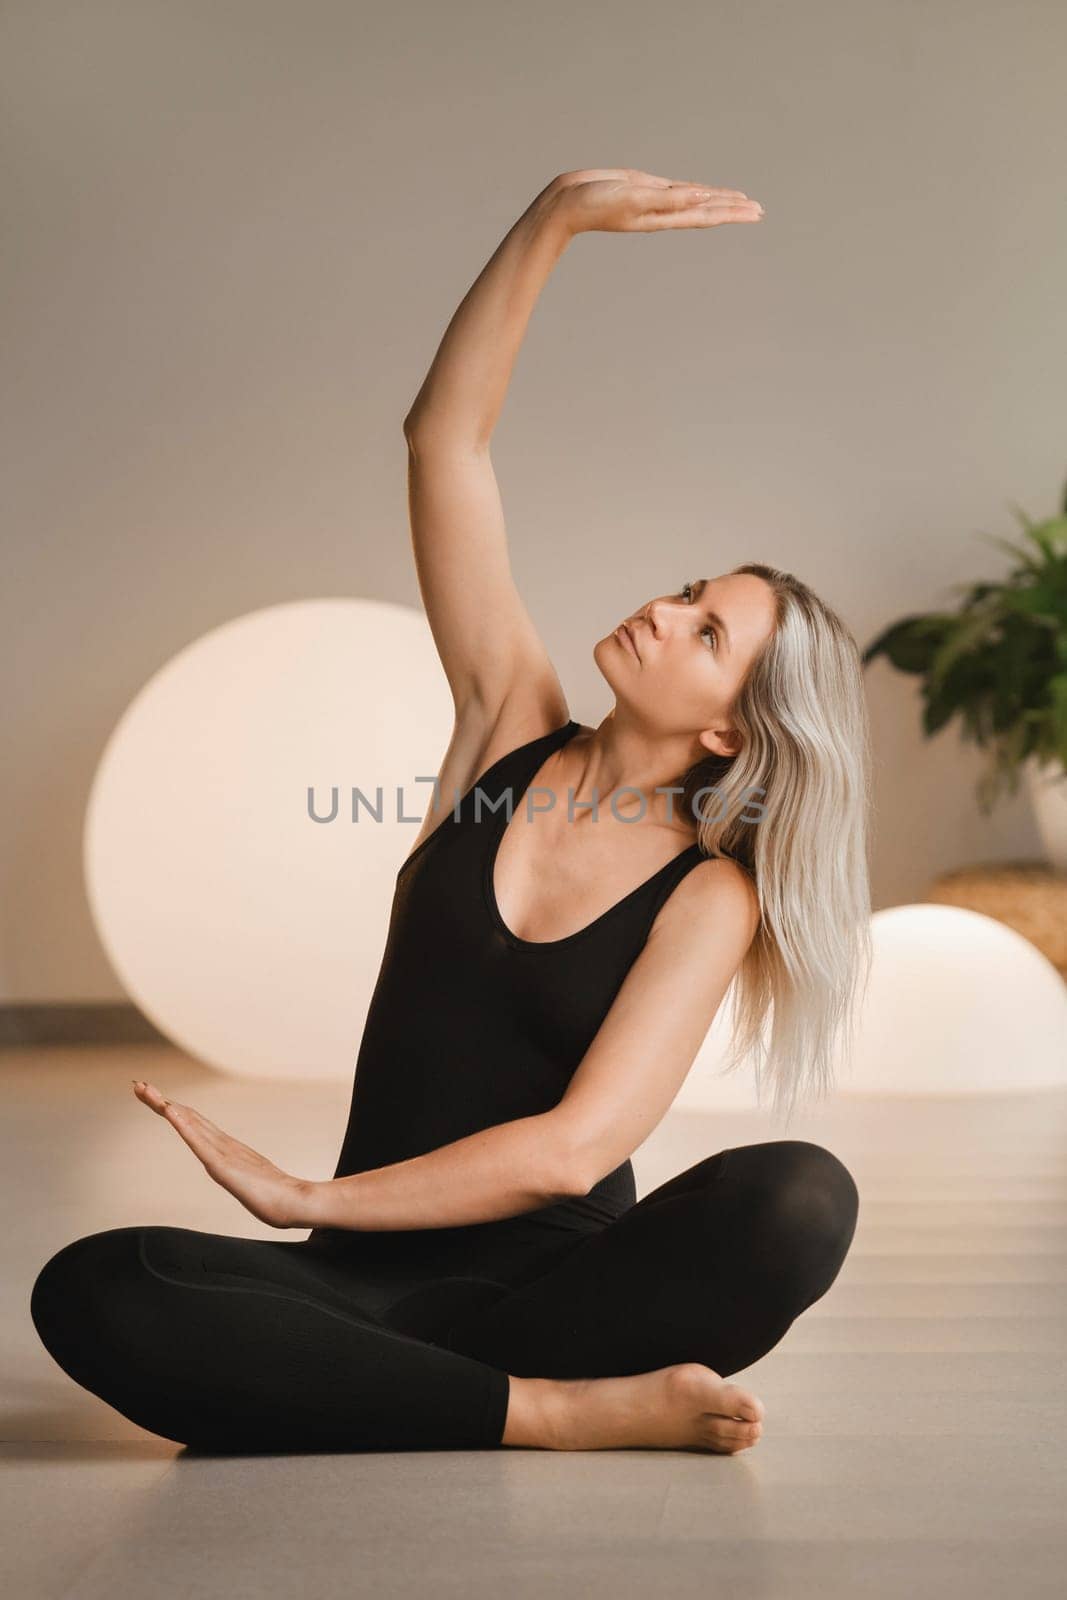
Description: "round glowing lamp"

(84, 599), (452, 1079)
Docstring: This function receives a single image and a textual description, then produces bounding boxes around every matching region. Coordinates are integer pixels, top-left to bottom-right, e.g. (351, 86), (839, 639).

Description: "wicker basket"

(923, 860), (1067, 980)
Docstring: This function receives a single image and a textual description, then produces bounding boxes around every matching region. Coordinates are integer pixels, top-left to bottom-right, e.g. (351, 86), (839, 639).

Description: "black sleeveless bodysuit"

(307, 718), (706, 1269)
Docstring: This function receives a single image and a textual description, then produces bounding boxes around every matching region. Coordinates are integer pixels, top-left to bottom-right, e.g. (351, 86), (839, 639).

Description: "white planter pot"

(1022, 755), (1067, 871)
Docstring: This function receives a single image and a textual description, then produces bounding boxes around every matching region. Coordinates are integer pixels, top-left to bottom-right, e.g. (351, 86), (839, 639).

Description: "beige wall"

(3, 0), (1065, 1003)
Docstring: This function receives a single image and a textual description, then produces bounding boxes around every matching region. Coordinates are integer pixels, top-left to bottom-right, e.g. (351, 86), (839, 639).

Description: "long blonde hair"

(677, 562), (874, 1124)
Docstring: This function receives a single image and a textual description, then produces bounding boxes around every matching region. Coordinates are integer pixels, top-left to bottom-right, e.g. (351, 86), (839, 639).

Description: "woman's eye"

(680, 582), (715, 648)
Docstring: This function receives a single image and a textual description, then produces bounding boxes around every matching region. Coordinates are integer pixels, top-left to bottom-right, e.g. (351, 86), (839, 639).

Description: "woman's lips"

(615, 623), (639, 660)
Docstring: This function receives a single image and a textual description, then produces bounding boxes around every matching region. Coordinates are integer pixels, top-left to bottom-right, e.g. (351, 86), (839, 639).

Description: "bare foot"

(502, 1362), (765, 1454)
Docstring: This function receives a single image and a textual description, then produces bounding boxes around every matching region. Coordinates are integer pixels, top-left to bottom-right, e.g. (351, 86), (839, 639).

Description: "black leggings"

(29, 1139), (858, 1453)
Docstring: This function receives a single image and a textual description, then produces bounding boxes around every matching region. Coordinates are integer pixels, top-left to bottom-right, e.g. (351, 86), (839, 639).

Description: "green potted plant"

(862, 484), (1067, 869)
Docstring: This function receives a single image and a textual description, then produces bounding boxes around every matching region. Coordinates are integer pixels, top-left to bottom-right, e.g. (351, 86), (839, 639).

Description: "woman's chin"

(593, 634), (627, 680)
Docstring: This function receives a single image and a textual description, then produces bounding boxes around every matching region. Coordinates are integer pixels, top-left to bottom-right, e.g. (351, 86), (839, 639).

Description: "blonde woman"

(31, 170), (869, 1457)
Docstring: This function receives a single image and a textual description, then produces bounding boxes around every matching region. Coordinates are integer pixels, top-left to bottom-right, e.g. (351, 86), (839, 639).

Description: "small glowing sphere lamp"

(677, 902), (1067, 1109)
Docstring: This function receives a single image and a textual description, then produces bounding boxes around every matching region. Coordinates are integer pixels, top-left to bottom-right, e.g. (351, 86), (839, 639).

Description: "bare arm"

(304, 1113), (581, 1231)
(131, 1082), (581, 1232)
(401, 178), (574, 719)
(552, 858), (761, 1189)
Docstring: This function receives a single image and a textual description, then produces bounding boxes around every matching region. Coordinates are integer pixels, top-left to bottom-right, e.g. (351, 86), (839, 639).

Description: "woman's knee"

(719, 1139), (860, 1260)
(30, 1226), (148, 1367)
(775, 1140), (858, 1227)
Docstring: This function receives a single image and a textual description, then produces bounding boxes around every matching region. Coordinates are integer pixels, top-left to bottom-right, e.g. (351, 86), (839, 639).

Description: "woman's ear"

(698, 725), (742, 760)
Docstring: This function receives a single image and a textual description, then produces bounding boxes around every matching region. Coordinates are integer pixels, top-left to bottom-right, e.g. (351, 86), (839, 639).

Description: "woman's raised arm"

(401, 170), (763, 720)
(401, 175), (575, 721)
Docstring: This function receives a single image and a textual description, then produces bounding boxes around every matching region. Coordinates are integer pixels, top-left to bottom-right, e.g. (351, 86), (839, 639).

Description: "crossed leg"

(444, 1138), (860, 1453)
(29, 1224), (513, 1452)
(443, 1139), (861, 1379)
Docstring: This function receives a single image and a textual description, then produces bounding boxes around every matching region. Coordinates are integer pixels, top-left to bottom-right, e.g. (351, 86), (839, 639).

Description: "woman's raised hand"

(132, 1078), (314, 1229)
(548, 167), (764, 236)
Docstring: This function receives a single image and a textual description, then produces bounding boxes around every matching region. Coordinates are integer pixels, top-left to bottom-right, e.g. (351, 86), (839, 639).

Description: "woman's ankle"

(500, 1375), (580, 1449)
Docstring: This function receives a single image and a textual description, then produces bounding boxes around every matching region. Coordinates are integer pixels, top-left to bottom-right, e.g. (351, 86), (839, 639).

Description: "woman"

(30, 168), (870, 1457)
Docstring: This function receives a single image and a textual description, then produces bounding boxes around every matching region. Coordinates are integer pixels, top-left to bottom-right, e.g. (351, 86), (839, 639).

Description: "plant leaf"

(927, 608), (1003, 690)
(974, 530), (1045, 574)
(861, 615), (954, 672)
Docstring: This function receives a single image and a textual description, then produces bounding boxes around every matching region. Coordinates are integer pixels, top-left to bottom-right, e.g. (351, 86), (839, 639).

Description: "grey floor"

(4, 1044), (1066, 1599)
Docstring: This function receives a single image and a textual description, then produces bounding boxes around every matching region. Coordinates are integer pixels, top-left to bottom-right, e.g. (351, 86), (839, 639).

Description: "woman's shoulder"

(665, 847), (762, 943)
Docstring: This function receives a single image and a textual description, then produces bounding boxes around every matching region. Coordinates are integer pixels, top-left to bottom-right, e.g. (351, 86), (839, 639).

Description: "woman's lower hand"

(131, 1079), (317, 1229)
(548, 167), (764, 236)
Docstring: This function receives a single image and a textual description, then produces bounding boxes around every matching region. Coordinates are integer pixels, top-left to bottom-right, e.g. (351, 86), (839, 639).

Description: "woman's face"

(595, 572), (777, 756)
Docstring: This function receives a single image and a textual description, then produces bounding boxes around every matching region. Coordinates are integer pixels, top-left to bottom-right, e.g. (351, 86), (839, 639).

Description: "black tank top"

(309, 718), (706, 1255)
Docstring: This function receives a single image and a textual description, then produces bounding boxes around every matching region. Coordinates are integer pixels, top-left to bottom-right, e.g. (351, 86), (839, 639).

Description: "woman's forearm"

(301, 1111), (583, 1232)
(402, 178), (574, 449)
